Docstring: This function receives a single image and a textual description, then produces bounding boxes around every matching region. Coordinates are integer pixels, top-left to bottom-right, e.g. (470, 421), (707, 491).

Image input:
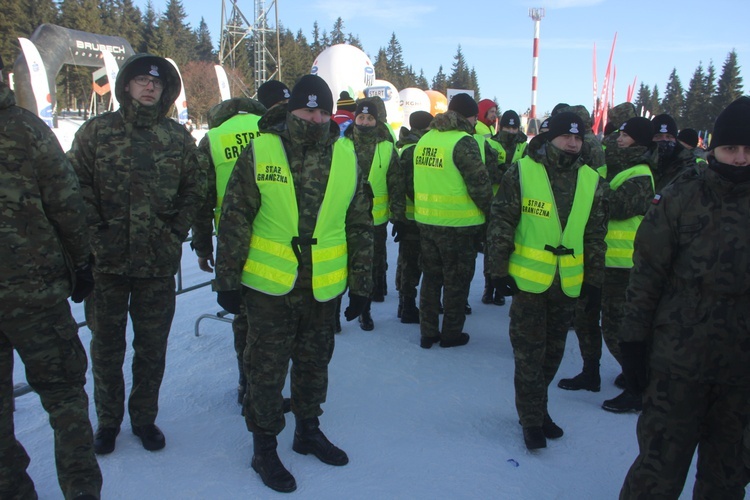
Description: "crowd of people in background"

(2, 49), (750, 499)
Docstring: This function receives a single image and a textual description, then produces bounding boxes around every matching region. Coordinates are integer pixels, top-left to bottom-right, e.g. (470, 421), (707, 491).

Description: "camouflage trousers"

(572, 295), (602, 362)
(394, 221), (421, 300)
(573, 269), (628, 365)
(600, 270), (630, 365)
(418, 225), (479, 342)
(372, 223), (388, 297)
(242, 287), (337, 436)
(86, 273), (175, 429)
(232, 309), (248, 389)
(509, 280), (575, 427)
(621, 370), (750, 499)
(0, 300), (102, 499)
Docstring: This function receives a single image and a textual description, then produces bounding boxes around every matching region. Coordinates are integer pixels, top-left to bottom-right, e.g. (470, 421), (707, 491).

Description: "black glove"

(344, 294), (369, 321)
(71, 263), (94, 303)
(391, 221), (405, 243)
(619, 341), (650, 393)
(492, 275), (519, 297)
(217, 290), (243, 315)
(579, 283), (602, 313)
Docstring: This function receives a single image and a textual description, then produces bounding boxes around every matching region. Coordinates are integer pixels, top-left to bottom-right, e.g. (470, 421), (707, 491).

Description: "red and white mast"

(529, 7), (545, 130)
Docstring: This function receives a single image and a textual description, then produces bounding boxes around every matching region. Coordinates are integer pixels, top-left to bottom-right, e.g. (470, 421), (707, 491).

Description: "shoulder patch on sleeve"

(651, 194), (661, 205)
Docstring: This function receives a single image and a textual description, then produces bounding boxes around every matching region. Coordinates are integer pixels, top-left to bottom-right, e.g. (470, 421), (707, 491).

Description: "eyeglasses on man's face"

(132, 75), (164, 89)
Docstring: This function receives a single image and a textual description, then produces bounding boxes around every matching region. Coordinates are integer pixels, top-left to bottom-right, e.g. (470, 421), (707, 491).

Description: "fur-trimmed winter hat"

(547, 111), (586, 140)
(355, 99), (378, 120)
(409, 110), (433, 131)
(651, 113), (678, 138)
(448, 93), (479, 119)
(500, 110), (521, 128)
(620, 117), (654, 147)
(336, 91), (356, 112)
(257, 80), (290, 109)
(287, 74), (333, 114)
(708, 96), (750, 150)
(677, 128), (699, 148)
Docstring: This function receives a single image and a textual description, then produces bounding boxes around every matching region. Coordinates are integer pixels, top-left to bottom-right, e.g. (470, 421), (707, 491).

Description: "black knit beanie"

(287, 74), (333, 114)
(257, 80), (290, 109)
(709, 96), (750, 150)
(546, 111), (586, 140)
(620, 117), (654, 147)
(409, 110), (433, 130)
(677, 128), (699, 148)
(500, 110), (521, 128)
(448, 93), (479, 119)
(355, 100), (378, 120)
(551, 102), (570, 117)
(651, 113), (678, 138)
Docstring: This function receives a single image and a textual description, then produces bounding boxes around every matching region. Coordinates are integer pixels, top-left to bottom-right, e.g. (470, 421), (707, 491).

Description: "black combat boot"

(359, 300), (374, 331)
(252, 433), (296, 493)
(602, 389), (642, 413)
(292, 417), (349, 466)
(614, 373), (626, 389)
(464, 301), (472, 315)
(93, 426), (119, 455)
(523, 427), (547, 450)
(132, 424), (166, 451)
(493, 290), (506, 306)
(542, 413), (564, 439)
(481, 275), (494, 304)
(557, 359), (601, 392)
(400, 297), (419, 324)
(439, 332), (470, 348)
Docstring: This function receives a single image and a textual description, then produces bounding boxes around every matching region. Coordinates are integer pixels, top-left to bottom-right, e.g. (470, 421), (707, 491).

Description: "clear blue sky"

(139, 0), (747, 120)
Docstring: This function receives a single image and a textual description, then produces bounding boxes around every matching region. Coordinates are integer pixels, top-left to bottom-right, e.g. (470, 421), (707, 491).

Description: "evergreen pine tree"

(158, 0), (195, 65)
(329, 17), (345, 45)
(713, 49), (744, 126)
(118, 0), (144, 51)
(0, 0), (24, 69)
(432, 65), (447, 95)
(634, 83), (651, 116)
(447, 45), (471, 90)
(416, 69), (429, 90)
(661, 68), (684, 124)
(19, 0), (60, 38)
(194, 17), (215, 62)
(373, 47), (390, 84)
(649, 84), (662, 116)
(385, 33), (406, 89)
(683, 62), (707, 129)
(141, 1), (159, 53)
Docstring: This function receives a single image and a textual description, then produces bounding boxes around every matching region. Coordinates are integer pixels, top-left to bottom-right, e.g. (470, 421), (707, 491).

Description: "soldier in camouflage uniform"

(213, 75), (373, 493)
(391, 111), (434, 324)
(650, 113), (698, 191)
(68, 53), (203, 455)
(343, 99), (400, 331)
(413, 93), (493, 349)
(487, 112), (607, 450)
(191, 95), (269, 407)
(619, 96), (750, 499)
(598, 118), (656, 413)
(558, 102), (637, 394)
(0, 59), (102, 500)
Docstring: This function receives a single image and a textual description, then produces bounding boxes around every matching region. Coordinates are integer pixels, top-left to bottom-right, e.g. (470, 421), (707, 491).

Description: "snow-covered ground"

(12, 118), (713, 499)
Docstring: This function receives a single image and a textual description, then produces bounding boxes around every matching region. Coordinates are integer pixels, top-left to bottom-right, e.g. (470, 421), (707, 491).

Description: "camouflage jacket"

(486, 135), (608, 287)
(344, 118), (401, 227)
(68, 54), (203, 278)
(653, 143), (697, 193)
(0, 81), (90, 314)
(603, 143), (656, 221)
(191, 98), (267, 259)
(214, 103), (374, 297)
(419, 110), (494, 222)
(621, 162), (750, 385)
(492, 129), (528, 169)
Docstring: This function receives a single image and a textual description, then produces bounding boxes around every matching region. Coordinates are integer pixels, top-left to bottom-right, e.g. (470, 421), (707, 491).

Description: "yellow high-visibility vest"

(413, 129), (485, 227)
(240, 135), (357, 301)
(605, 164), (654, 268)
(508, 157), (599, 297)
